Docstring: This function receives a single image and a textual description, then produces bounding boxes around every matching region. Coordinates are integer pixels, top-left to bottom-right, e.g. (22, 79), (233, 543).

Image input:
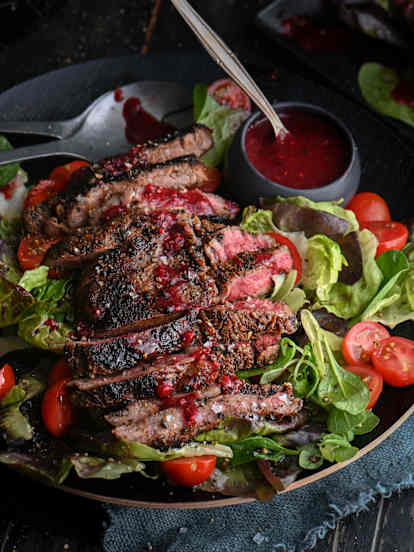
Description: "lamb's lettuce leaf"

(359, 63), (414, 128)
(193, 83), (248, 167)
(301, 310), (370, 414)
(226, 436), (297, 466)
(327, 408), (379, 440)
(314, 229), (383, 319)
(302, 235), (347, 291)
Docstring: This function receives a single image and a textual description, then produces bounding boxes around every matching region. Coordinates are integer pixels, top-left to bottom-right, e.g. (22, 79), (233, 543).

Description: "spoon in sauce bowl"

(170, 0), (289, 139)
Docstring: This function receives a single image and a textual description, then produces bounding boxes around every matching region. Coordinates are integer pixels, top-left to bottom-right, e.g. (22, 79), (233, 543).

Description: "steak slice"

(112, 382), (302, 449)
(215, 247), (293, 301)
(24, 156), (215, 236)
(204, 226), (277, 266)
(65, 313), (195, 378)
(96, 124), (214, 180)
(44, 211), (196, 275)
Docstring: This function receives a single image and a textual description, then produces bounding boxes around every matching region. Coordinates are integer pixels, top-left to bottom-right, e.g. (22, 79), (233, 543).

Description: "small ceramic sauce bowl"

(225, 101), (360, 206)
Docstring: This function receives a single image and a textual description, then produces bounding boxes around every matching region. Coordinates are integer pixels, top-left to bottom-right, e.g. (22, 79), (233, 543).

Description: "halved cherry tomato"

(161, 455), (217, 487)
(361, 221), (408, 257)
(208, 79), (251, 113)
(49, 160), (90, 192)
(48, 358), (72, 386)
(199, 167), (222, 193)
(41, 378), (76, 437)
(0, 363), (15, 401)
(266, 233), (302, 284)
(342, 321), (390, 366)
(17, 234), (59, 271)
(371, 336), (414, 387)
(24, 179), (58, 209)
(344, 365), (383, 409)
(346, 192), (391, 224)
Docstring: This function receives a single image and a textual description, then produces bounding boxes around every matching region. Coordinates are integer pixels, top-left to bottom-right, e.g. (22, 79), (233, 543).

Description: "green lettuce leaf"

(368, 269), (414, 328)
(275, 196), (359, 234)
(199, 462), (275, 500)
(18, 266), (49, 293)
(70, 454), (151, 480)
(0, 217), (24, 247)
(193, 83), (248, 167)
(302, 234), (347, 291)
(0, 276), (34, 328)
(0, 136), (19, 188)
(103, 439), (233, 462)
(359, 62), (414, 128)
(0, 451), (73, 485)
(301, 310), (370, 414)
(0, 238), (21, 284)
(314, 229), (383, 319)
(17, 308), (73, 353)
(356, 249), (410, 326)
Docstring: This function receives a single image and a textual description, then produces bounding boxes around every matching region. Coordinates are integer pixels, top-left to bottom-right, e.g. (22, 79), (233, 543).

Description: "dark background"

(1, 1), (414, 550)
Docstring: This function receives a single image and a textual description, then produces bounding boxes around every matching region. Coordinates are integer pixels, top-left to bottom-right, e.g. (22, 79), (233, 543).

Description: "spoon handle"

(0, 138), (87, 166)
(0, 119), (78, 139)
(170, 0), (288, 137)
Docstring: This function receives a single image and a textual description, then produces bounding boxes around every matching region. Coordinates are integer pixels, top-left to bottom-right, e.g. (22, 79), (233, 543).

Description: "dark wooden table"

(1, 1), (414, 550)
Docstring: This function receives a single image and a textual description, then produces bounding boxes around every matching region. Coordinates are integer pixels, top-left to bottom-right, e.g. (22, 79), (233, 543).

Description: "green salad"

(1, 82), (414, 500)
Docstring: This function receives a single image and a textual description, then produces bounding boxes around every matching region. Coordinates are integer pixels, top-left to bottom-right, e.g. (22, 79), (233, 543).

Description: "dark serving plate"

(1, 54), (414, 508)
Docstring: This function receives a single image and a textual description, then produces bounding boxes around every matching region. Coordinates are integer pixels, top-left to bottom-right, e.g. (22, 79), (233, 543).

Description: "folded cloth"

(103, 414), (414, 552)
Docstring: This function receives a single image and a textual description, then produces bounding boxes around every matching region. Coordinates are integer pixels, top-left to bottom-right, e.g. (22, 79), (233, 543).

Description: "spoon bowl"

(225, 101), (361, 206)
(0, 81), (193, 165)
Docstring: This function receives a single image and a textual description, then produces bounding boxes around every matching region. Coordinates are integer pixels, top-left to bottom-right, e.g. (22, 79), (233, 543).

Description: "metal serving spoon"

(170, 0), (288, 138)
(0, 81), (193, 166)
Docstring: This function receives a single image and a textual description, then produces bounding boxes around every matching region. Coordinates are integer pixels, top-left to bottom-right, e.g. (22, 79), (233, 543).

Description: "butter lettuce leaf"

(18, 309), (73, 353)
(0, 276), (34, 328)
(70, 454), (151, 480)
(302, 234), (347, 291)
(314, 229), (383, 319)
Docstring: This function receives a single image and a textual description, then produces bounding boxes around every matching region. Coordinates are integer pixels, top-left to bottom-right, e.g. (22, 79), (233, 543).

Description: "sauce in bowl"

(245, 108), (350, 190)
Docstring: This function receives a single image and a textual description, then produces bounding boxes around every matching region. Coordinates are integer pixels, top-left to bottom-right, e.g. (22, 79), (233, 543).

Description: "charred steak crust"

(111, 382), (303, 449)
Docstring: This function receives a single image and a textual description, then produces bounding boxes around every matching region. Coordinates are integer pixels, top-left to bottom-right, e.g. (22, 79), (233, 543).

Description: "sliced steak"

(204, 226), (277, 266)
(44, 211), (196, 275)
(112, 382), (302, 448)
(96, 124), (214, 180)
(65, 313), (195, 378)
(215, 247), (293, 301)
(25, 156), (215, 236)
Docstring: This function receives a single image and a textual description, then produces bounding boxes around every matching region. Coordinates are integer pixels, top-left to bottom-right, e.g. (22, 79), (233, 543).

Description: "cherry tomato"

(371, 336), (414, 387)
(344, 365), (383, 409)
(208, 79), (251, 113)
(24, 180), (59, 209)
(48, 358), (72, 386)
(41, 378), (76, 437)
(361, 221), (408, 257)
(347, 192), (391, 224)
(161, 455), (217, 486)
(266, 233), (302, 284)
(0, 364), (15, 401)
(342, 321), (390, 365)
(49, 160), (90, 192)
(199, 167), (222, 193)
(17, 234), (59, 271)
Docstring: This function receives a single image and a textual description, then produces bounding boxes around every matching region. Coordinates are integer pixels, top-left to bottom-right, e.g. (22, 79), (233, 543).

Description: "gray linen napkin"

(103, 414), (414, 551)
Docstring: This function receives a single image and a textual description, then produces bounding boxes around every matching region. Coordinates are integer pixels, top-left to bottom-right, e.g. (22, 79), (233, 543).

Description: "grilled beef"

(96, 124), (214, 180)
(111, 382), (302, 448)
(66, 299), (296, 380)
(24, 156), (217, 236)
(215, 247), (293, 302)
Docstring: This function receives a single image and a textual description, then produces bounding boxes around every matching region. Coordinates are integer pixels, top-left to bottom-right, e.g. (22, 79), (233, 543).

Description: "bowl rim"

(240, 101), (359, 194)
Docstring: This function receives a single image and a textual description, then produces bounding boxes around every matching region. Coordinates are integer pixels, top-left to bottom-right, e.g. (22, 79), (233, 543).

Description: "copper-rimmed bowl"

(225, 101), (360, 206)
